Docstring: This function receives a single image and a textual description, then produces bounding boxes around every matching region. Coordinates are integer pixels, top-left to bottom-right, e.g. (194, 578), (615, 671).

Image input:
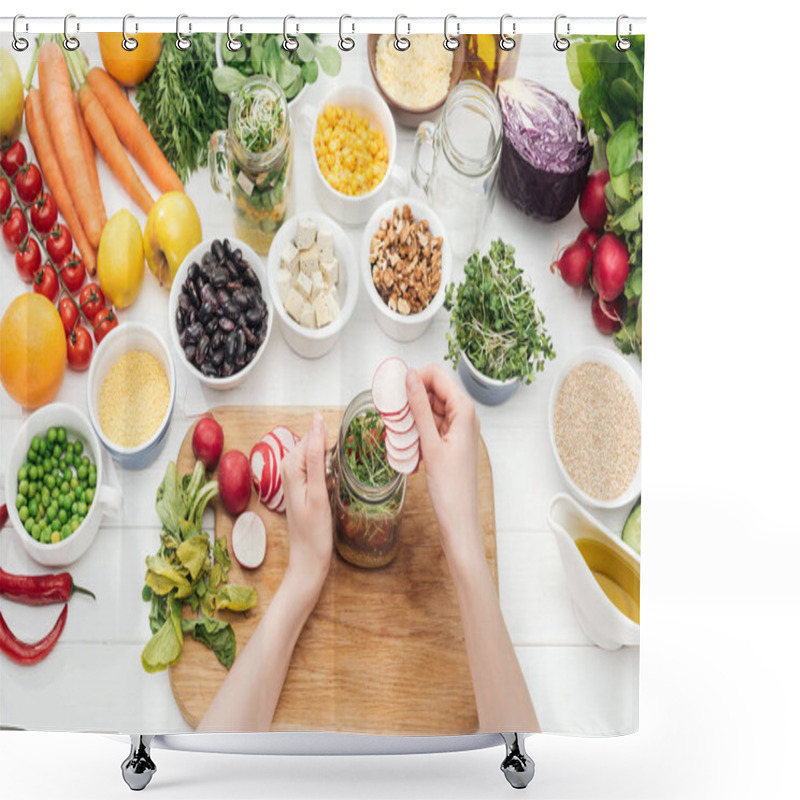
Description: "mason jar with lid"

(209, 76), (293, 254)
(410, 80), (503, 258)
(328, 390), (407, 569)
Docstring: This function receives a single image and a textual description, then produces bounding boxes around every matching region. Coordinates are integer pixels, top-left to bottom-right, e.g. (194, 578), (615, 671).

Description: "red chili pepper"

(0, 503), (8, 527)
(0, 567), (96, 605)
(0, 604), (68, 665)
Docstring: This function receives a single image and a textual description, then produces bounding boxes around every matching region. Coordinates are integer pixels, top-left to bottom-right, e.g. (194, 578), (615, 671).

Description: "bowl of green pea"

(5, 403), (123, 567)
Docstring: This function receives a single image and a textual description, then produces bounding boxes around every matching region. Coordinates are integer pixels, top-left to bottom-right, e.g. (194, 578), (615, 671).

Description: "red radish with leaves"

(552, 240), (592, 288)
(579, 170), (609, 231)
(592, 233), (630, 302)
(218, 450), (252, 516)
(576, 227), (600, 251)
(591, 294), (624, 335)
(192, 417), (224, 470)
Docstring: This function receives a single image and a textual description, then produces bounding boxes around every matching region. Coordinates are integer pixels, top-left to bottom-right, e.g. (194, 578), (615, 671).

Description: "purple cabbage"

(498, 79), (593, 222)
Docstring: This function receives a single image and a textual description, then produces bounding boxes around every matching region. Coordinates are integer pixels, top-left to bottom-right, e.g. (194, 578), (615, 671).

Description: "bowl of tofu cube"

(267, 214), (358, 359)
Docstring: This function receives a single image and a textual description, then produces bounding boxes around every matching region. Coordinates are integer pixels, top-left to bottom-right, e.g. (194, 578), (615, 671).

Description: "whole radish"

(591, 294), (624, 335)
(552, 240), (592, 288)
(218, 450), (252, 516)
(592, 233), (630, 302)
(577, 227), (600, 250)
(579, 170), (609, 231)
(192, 417), (224, 470)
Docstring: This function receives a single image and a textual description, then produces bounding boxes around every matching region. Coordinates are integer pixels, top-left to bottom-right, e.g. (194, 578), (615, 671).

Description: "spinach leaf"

(215, 584), (258, 612)
(182, 618), (236, 670)
(141, 600), (184, 673)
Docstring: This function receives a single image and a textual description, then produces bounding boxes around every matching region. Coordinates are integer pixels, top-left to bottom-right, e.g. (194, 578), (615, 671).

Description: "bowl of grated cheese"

(367, 34), (464, 128)
(87, 323), (176, 470)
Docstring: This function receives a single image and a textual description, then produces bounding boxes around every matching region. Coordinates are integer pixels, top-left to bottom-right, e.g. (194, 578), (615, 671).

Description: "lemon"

(0, 49), (24, 143)
(98, 209), (145, 309)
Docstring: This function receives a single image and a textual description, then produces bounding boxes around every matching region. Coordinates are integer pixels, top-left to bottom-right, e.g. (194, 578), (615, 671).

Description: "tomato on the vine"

(14, 163), (43, 204)
(45, 224), (72, 264)
(2, 207), (28, 251)
(0, 141), (26, 177)
(0, 177), (11, 216)
(79, 282), (105, 319)
(33, 263), (59, 302)
(14, 236), (42, 283)
(92, 308), (118, 344)
(58, 295), (79, 334)
(30, 192), (57, 235)
(67, 325), (93, 371)
(59, 254), (86, 294)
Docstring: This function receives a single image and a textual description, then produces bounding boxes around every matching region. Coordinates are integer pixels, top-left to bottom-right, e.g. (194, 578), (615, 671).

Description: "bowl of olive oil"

(547, 493), (640, 650)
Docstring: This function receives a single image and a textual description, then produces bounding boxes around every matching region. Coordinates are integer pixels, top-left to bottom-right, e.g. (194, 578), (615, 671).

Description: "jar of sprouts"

(328, 391), (407, 568)
(209, 76), (293, 254)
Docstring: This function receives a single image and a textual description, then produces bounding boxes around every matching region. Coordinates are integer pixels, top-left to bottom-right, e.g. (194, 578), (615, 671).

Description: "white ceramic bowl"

(266, 213), (358, 359)
(4, 403), (124, 567)
(87, 323), (176, 470)
(548, 346), (642, 509)
(360, 197), (453, 343)
(169, 238), (273, 391)
(305, 84), (402, 226)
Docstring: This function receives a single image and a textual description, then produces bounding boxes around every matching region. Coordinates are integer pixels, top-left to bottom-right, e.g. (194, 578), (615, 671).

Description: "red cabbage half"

(498, 79), (593, 222)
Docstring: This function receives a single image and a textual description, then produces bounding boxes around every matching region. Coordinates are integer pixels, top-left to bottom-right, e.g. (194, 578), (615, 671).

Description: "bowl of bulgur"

(87, 323), (176, 470)
(548, 347), (642, 509)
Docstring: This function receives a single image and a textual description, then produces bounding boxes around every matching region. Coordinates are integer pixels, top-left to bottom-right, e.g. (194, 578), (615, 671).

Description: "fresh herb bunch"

(214, 33), (341, 100)
(343, 411), (395, 488)
(136, 33), (230, 184)
(141, 461), (257, 674)
(444, 240), (556, 384)
(566, 35), (644, 357)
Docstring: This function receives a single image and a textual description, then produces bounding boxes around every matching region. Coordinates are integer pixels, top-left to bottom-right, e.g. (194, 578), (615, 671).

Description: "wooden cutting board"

(170, 406), (498, 735)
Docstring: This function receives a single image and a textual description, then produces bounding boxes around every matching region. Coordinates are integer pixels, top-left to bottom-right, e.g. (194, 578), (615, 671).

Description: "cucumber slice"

(622, 499), (641, 555)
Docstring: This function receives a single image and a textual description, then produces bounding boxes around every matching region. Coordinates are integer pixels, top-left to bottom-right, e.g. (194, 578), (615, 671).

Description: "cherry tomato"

(58, 253), (86, 294)
(0, 141), (27, 177)
(0, 178), (11, 216)
(2, 206), (28, 251)
(14, 236), (42, 283)
(67, 325), (93, 371)
(79, 282), (105, 319)
(45, 224), (73, 264)
(58, 295), (80, 334)
(14, 163), (43, 204)
(33, 263), (59, 302)
(92, 308), (118, 344)
(30, 192), (58, 235)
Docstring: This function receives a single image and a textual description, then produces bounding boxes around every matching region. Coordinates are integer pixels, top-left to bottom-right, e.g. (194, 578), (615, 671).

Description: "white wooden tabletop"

(0, 33), (640, 737)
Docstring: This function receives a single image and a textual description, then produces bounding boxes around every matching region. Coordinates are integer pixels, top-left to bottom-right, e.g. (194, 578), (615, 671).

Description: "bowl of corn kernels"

(308, 84), (401, 226)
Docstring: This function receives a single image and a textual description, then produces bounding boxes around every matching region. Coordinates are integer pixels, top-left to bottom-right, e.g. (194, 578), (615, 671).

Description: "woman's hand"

(405, 365), (484, 567)
(281, 413), (333, 598)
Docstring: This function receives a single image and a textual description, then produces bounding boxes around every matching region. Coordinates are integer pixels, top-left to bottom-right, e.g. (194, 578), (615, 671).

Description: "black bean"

(223, 238), (233, 256)
(211, 266), (229, 288)
(232, 248), (243, 264)
(242, 324), (258, 347)
(196, 334), (210, 365)
(223, 300), (240, 321)
(206, 316), (219, 335)
(185, 344), (197, 363)
(221, 361), (235, 377)
(187, 307), (197, 325)
(211, 240), (224, 262)
(233, 289), (251, 309)
(244, 308), (262, 328)
(187, 262), (199, 282)
(235, 329), (246, 356)
(225, 333), (236, 361)
(219, 317), (235, 333)
(226, 281), (243, 293)
(178, 293), (190, 312)
(241, 266), (258, 286)
(184, 322), (203, 344)
(201, 361), (217, 377)
(200, 282), (215, 304)
(216, 289), (230, 307)
(179, 329), (187, 348)
(201, 251), (216, 269)
(211, 348), (224, 367)
(185, 279), (200, 308)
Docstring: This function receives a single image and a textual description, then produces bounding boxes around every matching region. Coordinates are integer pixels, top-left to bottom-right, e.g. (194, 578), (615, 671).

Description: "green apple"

(144, 191), (202, 287)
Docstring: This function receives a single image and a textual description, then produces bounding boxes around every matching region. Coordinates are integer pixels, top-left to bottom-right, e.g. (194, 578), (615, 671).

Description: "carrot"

(86, 67), (184, 195)
(74, 94), (107, 229)
(37, 42), (103, 248)
(24, 89), (97, 274)
(78, 84), (155, 215)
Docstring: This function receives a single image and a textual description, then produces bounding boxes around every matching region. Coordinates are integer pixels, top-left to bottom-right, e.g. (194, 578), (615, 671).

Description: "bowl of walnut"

(360, 199), (453, 342)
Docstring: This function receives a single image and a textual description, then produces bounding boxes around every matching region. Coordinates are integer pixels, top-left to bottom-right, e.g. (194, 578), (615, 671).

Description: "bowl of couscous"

(87, 323), (176, 470)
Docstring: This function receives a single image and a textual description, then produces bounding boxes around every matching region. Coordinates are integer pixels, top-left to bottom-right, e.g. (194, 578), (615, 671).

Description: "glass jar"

(411, 81), (503, 258)
(328, 391), (407, 569)
(209, 76), (293, 254)
(460, 34), (520, 91)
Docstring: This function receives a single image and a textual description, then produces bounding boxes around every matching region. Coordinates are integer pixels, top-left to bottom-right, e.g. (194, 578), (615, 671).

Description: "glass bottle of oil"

(461, 35), (521, 92)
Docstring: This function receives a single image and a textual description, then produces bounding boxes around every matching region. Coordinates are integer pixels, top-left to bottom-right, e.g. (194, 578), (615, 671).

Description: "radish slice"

(272, 426), (297, 454)
(388, 448), (419, 475)
(386, 436), (419, 463)
(384, 410), (416, 436)
(250, 442), (277, 504)
(372, 357), (410, 417)
(266, 484), (284, 513)
(386, 424), (420, 453)
(231, 511), (267, 569)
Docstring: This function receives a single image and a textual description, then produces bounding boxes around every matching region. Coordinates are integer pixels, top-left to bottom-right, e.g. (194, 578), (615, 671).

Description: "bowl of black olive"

(169, 237), (273, 390)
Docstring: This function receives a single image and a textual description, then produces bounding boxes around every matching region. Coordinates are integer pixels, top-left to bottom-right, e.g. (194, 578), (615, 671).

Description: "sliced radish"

(272, 426), (298, 453)
(384, 410), (416, 436)
(266, 484), (284, 513)
(231, 511), (267, 569)
(386, 424), (420, 452)
(250, 442), (277, 504)
(372, 357), (410, 417)
(265, 431), (289, 458)
(388, 448), (419, 475)
(386, 436), (420, 463)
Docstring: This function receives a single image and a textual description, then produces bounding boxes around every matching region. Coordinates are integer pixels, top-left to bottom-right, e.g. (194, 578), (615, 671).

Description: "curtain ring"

(226, 16), (242, 52)
(12, 15), (29, 52)
(394, 15), (410, 51)
(122, 14), (138, 51)
(553, 14), (570, 52)
(176, 14), (191, 50)
(616, 15), (631, 51)
(338, 14), (355, 51)
(499, 14), (516, 51)
(444, 14), (459, 51)
(63, 13), (80, 51)
(283, 15), (299, 52)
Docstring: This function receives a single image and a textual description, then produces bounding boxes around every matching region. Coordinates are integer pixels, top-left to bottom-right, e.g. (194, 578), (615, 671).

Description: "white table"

(0, 33), (639, 736)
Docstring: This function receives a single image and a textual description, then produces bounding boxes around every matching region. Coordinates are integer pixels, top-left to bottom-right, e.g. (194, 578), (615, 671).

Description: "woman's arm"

(197, 414), (332, 732)
(406, 366), (540, 733)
